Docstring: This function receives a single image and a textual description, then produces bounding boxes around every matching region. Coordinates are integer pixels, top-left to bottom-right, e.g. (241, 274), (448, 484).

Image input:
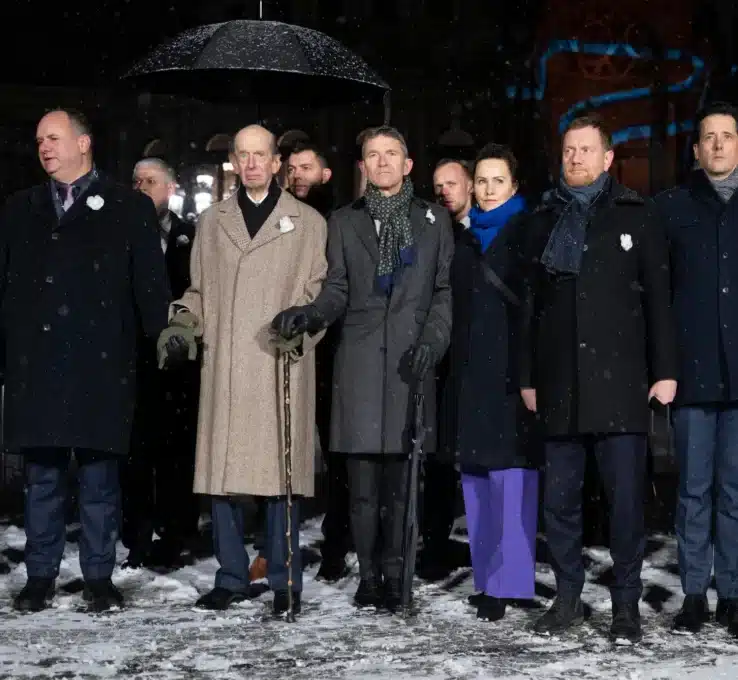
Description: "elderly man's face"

(232, 126), (281, 194)
(133, 164), (175, 215)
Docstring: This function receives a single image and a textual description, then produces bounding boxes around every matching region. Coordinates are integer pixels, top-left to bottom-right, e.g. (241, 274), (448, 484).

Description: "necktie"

(62, 184), (75, 211)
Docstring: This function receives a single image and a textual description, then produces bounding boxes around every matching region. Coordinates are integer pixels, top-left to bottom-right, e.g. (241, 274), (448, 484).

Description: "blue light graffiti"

(506, 40), (706, 144)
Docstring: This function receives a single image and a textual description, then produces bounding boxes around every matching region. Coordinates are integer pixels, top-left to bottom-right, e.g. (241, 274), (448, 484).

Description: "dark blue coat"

(440, 214), (540, 470)
(655, 170), (738, 406)
(0, 175), (171, 455)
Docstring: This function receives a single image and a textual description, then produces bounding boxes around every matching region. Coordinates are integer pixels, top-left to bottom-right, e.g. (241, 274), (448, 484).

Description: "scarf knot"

(364, 178), (416, 294)
(540, 171), (611, 276)
(469, 194), (526, 253)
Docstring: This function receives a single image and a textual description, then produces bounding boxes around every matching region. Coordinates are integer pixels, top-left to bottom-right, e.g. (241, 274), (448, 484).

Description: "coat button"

(51, 233), (59, 240)
(723, 287), (730, 294)
(579, 292), (587, 300)
(579, 342), (587, 348)
(723, 252), (729, 259)
(42, 323), (51, 332)
(45, 276), (53, 283)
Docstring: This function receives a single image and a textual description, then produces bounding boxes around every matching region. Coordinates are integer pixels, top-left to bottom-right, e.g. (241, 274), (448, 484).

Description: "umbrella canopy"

(123, 20), (390, 110)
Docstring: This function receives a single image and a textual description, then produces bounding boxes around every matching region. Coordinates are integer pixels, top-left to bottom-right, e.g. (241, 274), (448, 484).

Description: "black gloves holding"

(410, 343), (436, 381)
(271, 304), (325, 340)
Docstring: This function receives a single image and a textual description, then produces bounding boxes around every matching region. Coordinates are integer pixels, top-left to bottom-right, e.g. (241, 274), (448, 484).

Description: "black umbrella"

(123, 20), (390, 119)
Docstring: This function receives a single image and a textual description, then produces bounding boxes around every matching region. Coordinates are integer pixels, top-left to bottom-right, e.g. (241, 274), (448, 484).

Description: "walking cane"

(281, 350), (296, 623)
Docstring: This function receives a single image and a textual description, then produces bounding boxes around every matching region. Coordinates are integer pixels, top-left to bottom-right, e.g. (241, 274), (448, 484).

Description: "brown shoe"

(249, 556), (267, 582)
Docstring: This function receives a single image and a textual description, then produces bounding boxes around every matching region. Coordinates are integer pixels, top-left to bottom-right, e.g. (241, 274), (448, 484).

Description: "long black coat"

(313, 197), (454, 454)
(0, 176), (171, 454)
(520, 180), (677, 436)
(654, 170), (738, 406)
(441, 214), (540, 470)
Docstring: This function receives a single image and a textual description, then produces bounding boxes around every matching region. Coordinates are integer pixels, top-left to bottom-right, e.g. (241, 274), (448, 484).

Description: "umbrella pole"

(383, 90), (391, 125)
(281, 351), (296, 623)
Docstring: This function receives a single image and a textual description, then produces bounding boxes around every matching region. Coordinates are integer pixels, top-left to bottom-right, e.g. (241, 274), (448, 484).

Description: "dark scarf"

(540, 171), (611, 275)
(50, 166), (98, 219)
(295, 181), (334, 219)
(469, 194), (526, 254)
(237, 178), (281, 239)
(364, 177), (415, 294)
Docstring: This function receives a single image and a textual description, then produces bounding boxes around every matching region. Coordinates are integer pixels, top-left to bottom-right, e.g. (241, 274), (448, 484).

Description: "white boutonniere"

(426, 208), (436, 224)
(86, 195), (104, 211)
(278, 216), (295, 233)
(620, 233), (633, 251)
(176, 234), (190, 246)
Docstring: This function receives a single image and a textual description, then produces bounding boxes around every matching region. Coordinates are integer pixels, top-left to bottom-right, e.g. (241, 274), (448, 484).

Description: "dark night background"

(1, 0), (738, 204)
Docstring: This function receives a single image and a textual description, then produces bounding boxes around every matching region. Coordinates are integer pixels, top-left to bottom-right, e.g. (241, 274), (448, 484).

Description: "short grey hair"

(361, 126), (409, 158)
(133, 158), (176, 183)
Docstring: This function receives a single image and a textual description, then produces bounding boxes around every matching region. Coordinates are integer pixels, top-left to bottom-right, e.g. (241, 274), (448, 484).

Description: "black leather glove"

(271, 304), (324, 340)
(410, 343), (436, 381)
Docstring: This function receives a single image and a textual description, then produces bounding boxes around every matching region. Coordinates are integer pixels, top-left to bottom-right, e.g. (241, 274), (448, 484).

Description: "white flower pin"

(426, 208), (436, 224)
(620, 233), (633, 252)
(86, 195), (104, 211)
(176, 234), (190, 246)
(278, 216), (295, 234)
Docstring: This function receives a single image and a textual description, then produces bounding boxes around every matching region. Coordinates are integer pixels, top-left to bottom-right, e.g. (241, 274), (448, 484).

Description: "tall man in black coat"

(272, 126), (453, 611)
(520, 114), (677, 642)
(120, 157), (200, 569)
(655, 102), (738, 637)
(0, 109), (170, 612)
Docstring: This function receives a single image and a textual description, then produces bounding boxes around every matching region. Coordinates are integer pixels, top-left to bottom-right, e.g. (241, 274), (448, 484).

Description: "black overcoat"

(441, 213), (540, 469)
(519, 180), (677, 436)
(655, 170), (738, 406)
(0, 176), (171, 454)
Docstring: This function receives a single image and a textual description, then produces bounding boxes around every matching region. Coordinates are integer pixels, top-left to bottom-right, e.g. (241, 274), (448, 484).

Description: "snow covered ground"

(1, 517), (738, 679)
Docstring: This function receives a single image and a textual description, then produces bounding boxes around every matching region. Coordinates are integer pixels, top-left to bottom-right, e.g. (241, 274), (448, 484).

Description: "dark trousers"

(421, 457), (458, 559)
(544, 434), (646, 604)
(120, 382), (198, 553)
(23, 447), (119, 581)
(211, 496), (301, 593)
(347, 455), (409, 581)
(321, 451), (351, 563)
(674, 406), (738, 598)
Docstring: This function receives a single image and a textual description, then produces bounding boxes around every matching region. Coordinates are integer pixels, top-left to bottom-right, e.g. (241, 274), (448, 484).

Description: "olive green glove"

(157, 310), (199, 369)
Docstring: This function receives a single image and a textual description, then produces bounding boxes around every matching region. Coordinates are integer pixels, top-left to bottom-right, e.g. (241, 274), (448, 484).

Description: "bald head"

(231, 125), (281, 198)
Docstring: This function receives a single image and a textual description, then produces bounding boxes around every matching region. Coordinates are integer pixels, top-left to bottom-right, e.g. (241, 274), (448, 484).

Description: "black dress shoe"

(354, 578), (384, 609)
(384, 578), (407, 614)
(610, 601), (642, 643)
(468, 592), (484, 607)
(533, 595), (584, 634)
(195, 587), (248, 611)
(673, 595), (710, 634)
(121, 549), (147, 570)
(716, 599), (738, 627)
(477, 595), (507, 621)
(145, 540), (193, 569)
(83, 579), (124, 612)
(13, 578), (55, 612)
(273, 590), (302, 617)
(316, 558), (349, 583)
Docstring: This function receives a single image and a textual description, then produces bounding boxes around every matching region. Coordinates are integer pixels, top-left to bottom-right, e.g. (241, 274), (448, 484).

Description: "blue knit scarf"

(469, 194), (526, 253)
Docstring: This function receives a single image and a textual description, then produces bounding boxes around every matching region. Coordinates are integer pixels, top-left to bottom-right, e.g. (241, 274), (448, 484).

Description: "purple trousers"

(461, 467), (538, 599)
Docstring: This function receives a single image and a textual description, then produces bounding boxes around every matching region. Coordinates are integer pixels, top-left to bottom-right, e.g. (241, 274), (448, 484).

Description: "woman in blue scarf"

(440, 144), (540, 622)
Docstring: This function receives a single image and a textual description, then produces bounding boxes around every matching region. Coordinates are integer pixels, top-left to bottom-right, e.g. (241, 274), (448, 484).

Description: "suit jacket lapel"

(217, 193), (251, 251)
(353, 209), (380, 263)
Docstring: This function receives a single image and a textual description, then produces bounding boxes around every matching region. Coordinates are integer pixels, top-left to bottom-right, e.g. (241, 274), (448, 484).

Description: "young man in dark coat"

(520, 114), (677, 642)
(655, 101), (738, 637)
(121, 157), (200, 569)
(272, 126), (453, 611)
(0, 109), (170, 612)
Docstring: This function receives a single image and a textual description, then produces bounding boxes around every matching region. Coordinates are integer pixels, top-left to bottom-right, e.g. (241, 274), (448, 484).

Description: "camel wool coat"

(173, 189), (327, 498)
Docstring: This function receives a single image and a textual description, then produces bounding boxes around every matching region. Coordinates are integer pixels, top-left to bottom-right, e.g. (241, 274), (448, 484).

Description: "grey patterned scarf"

(364, 177), (416, 293)
(707, 165), (738, 203)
